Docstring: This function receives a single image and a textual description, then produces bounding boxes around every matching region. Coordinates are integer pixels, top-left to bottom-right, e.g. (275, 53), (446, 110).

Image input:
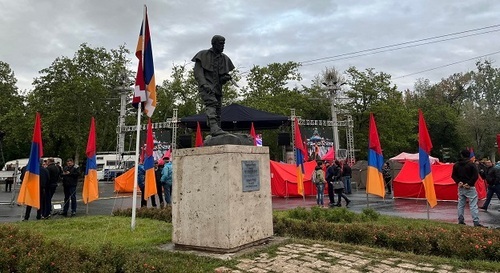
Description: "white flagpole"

(131, 102), (142, 230)
(131, 5), (147, 231)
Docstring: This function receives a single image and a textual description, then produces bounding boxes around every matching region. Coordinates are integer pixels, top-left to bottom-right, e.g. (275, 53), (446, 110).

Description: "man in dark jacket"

(451, 150), (483, 227)
(45, 158), (60, 217)
(342, 160), (353, 194)
(61, 158), (79, 217)
(479, 160), (500, 211)
(326, 160), (341, 207)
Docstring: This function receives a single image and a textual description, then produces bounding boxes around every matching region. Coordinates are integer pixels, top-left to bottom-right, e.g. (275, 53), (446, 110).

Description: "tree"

(0, 61), (31, 163)
(466, 61), (500, 159)
(28, 44), (131, 162)
(342, 66), (413, 159)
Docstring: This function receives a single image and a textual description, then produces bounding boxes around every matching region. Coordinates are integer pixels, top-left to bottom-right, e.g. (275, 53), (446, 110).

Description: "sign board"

(241, 160), (260, 192)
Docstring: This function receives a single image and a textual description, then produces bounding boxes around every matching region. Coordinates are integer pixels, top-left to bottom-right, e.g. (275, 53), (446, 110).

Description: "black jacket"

(451, 158), (478, 186)
(342, 164), (352, 177)
(326, 165), (341, 182)
(46, 163), (61, 188)
(61, 165), (80, 187)
(40, 166), (50, 189)
(486, 165), (500, 186)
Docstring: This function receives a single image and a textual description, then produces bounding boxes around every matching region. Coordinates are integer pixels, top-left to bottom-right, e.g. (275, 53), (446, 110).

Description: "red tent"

(321, 147), (335, 161)
(270, 160), (319, 197)
(393, 160), (486, 201)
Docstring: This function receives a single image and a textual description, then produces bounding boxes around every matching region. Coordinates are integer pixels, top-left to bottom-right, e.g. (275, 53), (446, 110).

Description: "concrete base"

(172, 145), (273, 252)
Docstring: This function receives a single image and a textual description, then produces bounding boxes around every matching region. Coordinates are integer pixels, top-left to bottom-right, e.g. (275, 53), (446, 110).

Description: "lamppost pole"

(323, 81), (345, 159)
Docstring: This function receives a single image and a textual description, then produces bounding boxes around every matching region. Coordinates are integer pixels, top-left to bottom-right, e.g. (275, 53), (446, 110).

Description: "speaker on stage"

(278, 133), (290, 146)
(178, 135), (192, 148)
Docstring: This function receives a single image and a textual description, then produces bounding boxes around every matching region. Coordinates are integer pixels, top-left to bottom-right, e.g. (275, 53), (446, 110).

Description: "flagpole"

(131, 5), (147, 231)
(131, 102), (142, 230)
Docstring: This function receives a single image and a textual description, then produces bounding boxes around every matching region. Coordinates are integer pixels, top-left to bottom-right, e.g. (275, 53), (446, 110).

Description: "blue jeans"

(162, 183), (172, 205)
(457, 187), (480, 225)
(342, 176), (352, 194)
(482, 184), (500, 209)
(315, 183), (325, 205)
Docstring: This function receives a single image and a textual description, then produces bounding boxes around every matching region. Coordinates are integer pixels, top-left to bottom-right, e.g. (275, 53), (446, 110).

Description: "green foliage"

(274, 207), (500, 262)
(27, 44), (131, 161)
(0, 61), (31, 162)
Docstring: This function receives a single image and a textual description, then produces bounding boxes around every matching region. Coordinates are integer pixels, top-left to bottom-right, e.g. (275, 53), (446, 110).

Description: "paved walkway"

(214, 243), (486, 273)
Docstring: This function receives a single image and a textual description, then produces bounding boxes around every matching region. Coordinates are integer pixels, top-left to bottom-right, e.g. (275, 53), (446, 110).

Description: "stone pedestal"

(172, 145), (273, 252)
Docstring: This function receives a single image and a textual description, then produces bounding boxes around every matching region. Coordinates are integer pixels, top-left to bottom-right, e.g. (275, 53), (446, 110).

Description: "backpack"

(313, 169), (323, 184)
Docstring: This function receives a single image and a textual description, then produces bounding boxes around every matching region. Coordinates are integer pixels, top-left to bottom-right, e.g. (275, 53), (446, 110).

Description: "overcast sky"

(2, 0), (500, 93)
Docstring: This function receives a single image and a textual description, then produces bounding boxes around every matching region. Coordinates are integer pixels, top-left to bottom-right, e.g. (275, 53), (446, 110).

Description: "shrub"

(273, 207), (500, 262)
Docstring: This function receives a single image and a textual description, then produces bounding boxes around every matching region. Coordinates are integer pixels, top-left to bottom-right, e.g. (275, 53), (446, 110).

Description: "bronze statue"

(192, 35), (235, 136)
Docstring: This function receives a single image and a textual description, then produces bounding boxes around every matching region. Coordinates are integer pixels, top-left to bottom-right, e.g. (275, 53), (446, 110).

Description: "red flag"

(17, 112), (43, 208)
(366, 113), (385, 198)
(250, 122), (257, 146)
(195, 122), (204, 147)
(132, 6), (156, 117)
(294, 118), (307, 196)
(83, 117), (98, 204)
(143, 119), (157, 199)
(419, 109), (437, 208)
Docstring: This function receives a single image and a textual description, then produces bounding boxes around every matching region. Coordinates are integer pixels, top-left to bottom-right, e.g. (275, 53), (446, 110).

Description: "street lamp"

(322, 81), (346, 159)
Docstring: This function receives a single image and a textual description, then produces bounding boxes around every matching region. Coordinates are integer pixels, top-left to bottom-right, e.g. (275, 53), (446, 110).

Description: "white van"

(0, 157), (63, 183)
(96, 153), (136, 181)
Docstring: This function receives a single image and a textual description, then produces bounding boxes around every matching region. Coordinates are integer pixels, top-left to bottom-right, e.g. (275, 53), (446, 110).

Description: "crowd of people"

(22, 158), (80, 220)
(311, 160), (352, 208)
(137, 156), (173, 208)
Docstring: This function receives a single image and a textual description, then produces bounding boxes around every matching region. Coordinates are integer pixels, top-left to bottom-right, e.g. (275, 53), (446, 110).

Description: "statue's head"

(211, 35), (226, 54)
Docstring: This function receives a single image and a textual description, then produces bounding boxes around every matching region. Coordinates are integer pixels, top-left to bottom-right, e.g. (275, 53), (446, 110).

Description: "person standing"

(382, 162), (392, 194)
(312, 161), (326, 207)
(61, 158), (79, 217)
(192, 35), (235, 136)
(5, 164), (15, 192)
(331, 161), (350, 207)
(325, 161), (336, 206)
(479, 160), (500, 211)
(45, 158), (61, 217)
(161, 157), (173, 205)
(154, 160), (165, 208)
(342, 160), (353, 194)
(451, 150), (483, 227)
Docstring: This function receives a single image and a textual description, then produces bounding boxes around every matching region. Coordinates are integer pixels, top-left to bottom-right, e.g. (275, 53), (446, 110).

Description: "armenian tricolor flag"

(294, 118), (307, 196)
(83, 117), (99, 204)
(418, 109), (437, 208)
(17, 112), (43, 209)
(143, 119), (157, 200)
(366, 113), (385, 198)
(132, 5), (156, 117)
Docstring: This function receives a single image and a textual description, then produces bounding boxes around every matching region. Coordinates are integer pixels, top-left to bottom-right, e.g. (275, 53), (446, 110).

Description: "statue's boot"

(206, 107), (227, 136)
